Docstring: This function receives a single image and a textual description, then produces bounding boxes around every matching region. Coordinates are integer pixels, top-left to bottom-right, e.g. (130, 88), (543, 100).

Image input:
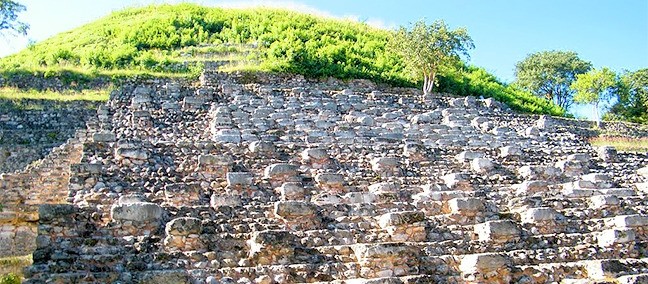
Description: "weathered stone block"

(264, 164), (299, 180)
(279, 182), (306, 200)
(598, 228), (635, 247)
(226, 172), (254, 187)
(111, 202), (163, 222)
(115, 148), (148, 161)
(522, 207), (559, 223)
(165, 217), (202, 236)
(343, 192), (377, 204)
(274, 201), (321, 230)
(442, 173), (472, 191)
(92, 131), (116, 143)
(456, 151), (484, 163)
(210, 194), (242, 208)
(516, 180), (548, 195)
(39, 204), (76, 221)
(378, 211), (425, 228)
(460, 253), (509, 274)
(448, 197), (484, 216)
(585, 259), (629, 280)
(590, 195), (620, 209)
(315, 173), (345, 192)
(614, 214), (648, 228)
(370, 157), (401, 176)
(474, 220), (521, 243)
(248, 230), (297, 265)
(499, 146), (522, 159)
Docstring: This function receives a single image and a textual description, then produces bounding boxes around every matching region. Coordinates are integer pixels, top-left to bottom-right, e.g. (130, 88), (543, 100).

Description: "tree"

(571, 67), (618, 127)
(606, 68), (648, 123)
(0, 0), (28, 35)
(514, 50), (591, 110)
(388, 19), (473, 95)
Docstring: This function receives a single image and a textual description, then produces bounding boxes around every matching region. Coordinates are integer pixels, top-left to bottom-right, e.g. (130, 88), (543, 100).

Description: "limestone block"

(368, 182), (400, 194)
(378, 211), (425, 228)
(164, 183), (201, 206)
(210, 194), (242, 208)
(499, 146), (522, 159)
(442, 173), (472, 191)
(581, 173), (613, 188)
(115, 148), (148, 161)
(456, 151), (484, 163)
(474, 220), (521, 243)
(403, 143), (426, 162)
(637, 166), (648, 178)
(590, 195), (620, 209)
(111, 202), (163, 222)
(92, 131), (116, 143)
(343, 192), (377, 204)
(598, 228), (635, 247)
(213, 129), (241, 144)
(315, 173), (345, 192)
(274, 201), (321, 229)
(448, 197), (484, 216)
(536, 116), (553, 129)
(585, 259), (629, 280)
(226, 172), (254, 187)
(377, 211), (427, 242)
(357, 115), (375, 126)
(352, 243), (420, 278)
(165, 217), (202, 236)
(516, 180), (548, 195)
(301, 148), (329, 163)
(248, 141), (275, 154)
(555, 159), (588, 177)
(248, 230), (297, 265)
(525, 126), (540, 136)
(614, 214), (648, 228)
(522, 207), (559, 224)
(370, 157), (401, 176)
(274, 201), (318, 218)
(198, 154), (232, 166)
(470, 158), (495, 173)
(597, 146), (618, 162)
(279, 182), (306, 200)
(568, 153), (590, 162)
(264, 164), (299, 180)
(459, 253), (509, 275)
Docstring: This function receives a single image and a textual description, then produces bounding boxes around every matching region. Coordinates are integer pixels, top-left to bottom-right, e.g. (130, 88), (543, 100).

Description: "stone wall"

(6, 71), (648, 283)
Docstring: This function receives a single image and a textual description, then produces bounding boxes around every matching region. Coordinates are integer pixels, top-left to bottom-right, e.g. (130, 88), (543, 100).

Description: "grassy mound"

(0, 3), (564, 116)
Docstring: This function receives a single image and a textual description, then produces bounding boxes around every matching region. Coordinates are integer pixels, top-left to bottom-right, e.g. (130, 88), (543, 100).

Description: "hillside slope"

(0, 3), (564, 116)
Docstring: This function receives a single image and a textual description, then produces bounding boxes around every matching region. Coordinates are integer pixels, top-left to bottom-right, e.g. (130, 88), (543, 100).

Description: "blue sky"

(1, 0), (647, 118)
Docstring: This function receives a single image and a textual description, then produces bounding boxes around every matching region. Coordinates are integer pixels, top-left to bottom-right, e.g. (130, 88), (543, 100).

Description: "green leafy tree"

(388, 19), (473, 95)
(606, 68), (648, 123)
(0, 0), (28, 35)
(515, 50), (591, 110)
(571, 67), (618, 126)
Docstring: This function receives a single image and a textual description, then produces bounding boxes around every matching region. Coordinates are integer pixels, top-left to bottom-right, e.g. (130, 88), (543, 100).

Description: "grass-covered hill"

(0, 3), (564, 116)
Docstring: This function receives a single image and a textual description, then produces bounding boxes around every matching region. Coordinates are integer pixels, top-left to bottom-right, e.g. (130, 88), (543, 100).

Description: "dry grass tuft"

(590, 136), (648, 153)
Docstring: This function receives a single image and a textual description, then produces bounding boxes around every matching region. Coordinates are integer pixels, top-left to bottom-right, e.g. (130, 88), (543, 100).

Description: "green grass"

(0, 87), (109, 102)
(0, 255), (31, 282)
(590, 136), (648, 153)
(0, 3), (565, 116)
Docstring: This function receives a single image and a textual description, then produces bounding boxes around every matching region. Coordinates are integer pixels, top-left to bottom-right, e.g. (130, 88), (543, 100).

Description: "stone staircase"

(23, 70), (648, 283)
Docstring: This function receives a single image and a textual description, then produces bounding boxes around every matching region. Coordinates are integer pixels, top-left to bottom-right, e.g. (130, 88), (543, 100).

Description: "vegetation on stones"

(0, 3), (565, 116)
(515, 50), (592, 110)
(387, 19), (473, 95)
(0, 255), (31, 283)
